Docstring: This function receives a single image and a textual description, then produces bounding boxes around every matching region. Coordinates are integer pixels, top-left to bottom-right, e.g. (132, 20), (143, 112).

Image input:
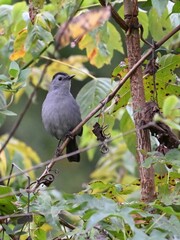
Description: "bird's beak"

(68, 75), (75, 79)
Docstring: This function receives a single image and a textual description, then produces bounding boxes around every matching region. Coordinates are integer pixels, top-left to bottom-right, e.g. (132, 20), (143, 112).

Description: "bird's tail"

(66, 138), (80, 162)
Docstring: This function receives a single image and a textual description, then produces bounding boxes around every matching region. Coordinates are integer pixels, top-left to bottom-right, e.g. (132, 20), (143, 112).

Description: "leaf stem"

(145, 213), (166, 234)
(41, 55), (96, 79)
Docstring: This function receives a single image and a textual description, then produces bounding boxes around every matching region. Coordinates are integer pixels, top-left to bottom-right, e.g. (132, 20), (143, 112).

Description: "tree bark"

(124, 0), (156, 202)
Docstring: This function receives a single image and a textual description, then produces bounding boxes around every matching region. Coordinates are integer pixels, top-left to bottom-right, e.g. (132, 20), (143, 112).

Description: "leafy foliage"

(0, 0), (179, 239)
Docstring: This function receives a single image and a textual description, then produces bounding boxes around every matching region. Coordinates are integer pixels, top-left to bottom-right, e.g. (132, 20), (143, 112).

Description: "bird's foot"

(65, 131), (74, 140)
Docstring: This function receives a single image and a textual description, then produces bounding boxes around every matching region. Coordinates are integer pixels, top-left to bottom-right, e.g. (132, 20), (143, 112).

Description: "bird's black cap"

(52, 72), (75, 81)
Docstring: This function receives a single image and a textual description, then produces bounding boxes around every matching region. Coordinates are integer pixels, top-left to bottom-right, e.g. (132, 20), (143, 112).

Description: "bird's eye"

(58, 77), (62, 81)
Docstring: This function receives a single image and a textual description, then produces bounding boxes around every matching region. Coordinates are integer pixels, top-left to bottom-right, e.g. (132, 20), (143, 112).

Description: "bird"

(41, 72), (82, 162)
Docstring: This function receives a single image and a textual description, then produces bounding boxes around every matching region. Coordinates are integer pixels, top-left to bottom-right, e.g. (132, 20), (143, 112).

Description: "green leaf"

(76, 77), (116, 125)
(158, 184), (171, 205)
(153, 204), (180, 217)
(138, 10), (149, 41)
(34, 229), (46, 240)
(79, 22), (122, 68)
(150, 229), (169, 239)
(111, 62), (131, 110)
(0, 5), (12, 25)
(0, 135), (40, 181)
(132, 228), (151, 240)
(0, 91), (6, 109)
(9, 61), (20, 78)
(0, 109), (17, 116)
(25, 25), (53, 57)
(17, 68), (30, 83)
(154, 215), (180, 237)
(0, 74), (10, 82)
(86, 211), (111, 230)
(151, 0), (168, 16)
(59, 210), (82, 226)
(0, 0), (12, 4)
(0, 185), (17, 215)
(30, 0), (45, 9)
(162, 95), (179, 117)
(11, 2), (27, 34)
(144, 54), (180, 107)
(34, 214), (46, 227)
(149, 8), (173, 48)
(0, 91), (6, 126)
(172, 2), (180, 13)
(143, 155), (159, 168)
(165, 149), (180, 168)
(120, 109), (136, 156)
(36, 11), (55, 30)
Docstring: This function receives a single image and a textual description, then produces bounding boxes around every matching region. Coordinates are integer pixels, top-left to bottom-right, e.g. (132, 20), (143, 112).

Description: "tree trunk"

(124, 0), (156, 202)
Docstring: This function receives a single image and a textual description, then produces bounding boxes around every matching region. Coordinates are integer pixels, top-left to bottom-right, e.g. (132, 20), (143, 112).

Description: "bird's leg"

(55, 140), (62, 157)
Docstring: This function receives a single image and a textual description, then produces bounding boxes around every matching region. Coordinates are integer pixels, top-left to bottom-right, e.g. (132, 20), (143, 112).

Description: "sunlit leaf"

(0, 109), (17, 116)
(151, 0), (168, 16)
(25, 25), (53, 56)
(34, 214), (46, 227)
(111, 61), (131, 110)
(9, 28), (27, 61)
(79, 22), (122, 68)
(144, 54), (180, 107)
(56, 7), (111, 47)
(0, 135), (40, 182)
(149, 8), (174, 48)
(34, 229), (46, 240)
(59, 210), (82, 226)
(162, 95), (179, 118)
(35, 12), (56, 30)
(8, 61), (20, 78)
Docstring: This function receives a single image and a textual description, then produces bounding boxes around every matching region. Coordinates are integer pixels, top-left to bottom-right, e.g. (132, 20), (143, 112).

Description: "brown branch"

(155, 24), (180, 47)
(29, 24), (179, 193)
(0, 62), (50, 154)
(124, 0), (154, 202)
(0, 212), (34, 221)
(99, 0), (128, 31)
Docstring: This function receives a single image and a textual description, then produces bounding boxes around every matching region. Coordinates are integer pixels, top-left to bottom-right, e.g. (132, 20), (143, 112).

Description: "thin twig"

(0, 212), (34, 221)
(99, 0), (128, 31)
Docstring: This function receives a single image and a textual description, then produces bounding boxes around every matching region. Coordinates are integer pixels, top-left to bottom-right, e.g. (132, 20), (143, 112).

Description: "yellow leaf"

(0, 135), (40, 182)
(0, 149), (7, 176)
(56, 7), (111, 47)
(40, 223), (53, 232)
(0, 28), (5, 35)
(9, 28), (27, 61)
(9, 48), (26, 61)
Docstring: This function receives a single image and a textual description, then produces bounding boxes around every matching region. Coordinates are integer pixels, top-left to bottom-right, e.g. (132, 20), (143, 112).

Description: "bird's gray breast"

(42, 90), (82, 140)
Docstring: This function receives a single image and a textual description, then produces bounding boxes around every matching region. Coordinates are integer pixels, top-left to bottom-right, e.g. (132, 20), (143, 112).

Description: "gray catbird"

(42, 72), (82, 162)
